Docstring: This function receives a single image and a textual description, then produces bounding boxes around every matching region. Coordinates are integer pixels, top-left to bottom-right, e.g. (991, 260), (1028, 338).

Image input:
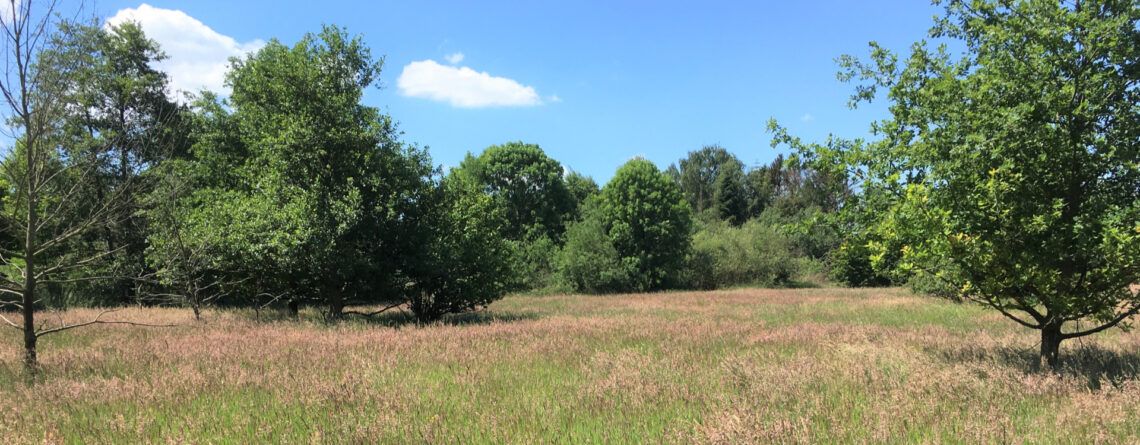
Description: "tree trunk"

(327, 289), (343, 321)
(1040, 324), (1063, 372)
(23, 148), (38, 374)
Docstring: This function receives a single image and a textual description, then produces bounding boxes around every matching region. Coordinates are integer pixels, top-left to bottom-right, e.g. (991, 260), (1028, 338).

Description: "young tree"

(401, 174), (514, 322)
(0, 1), (173, 371)
(564, 170), (599, 219)
(776, 0), (1140, 370)
(714, 162), (749, 226)
(598, 158), (692, 291)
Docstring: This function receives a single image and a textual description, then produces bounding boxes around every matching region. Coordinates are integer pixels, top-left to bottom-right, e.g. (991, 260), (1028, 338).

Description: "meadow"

(3, 287), (1140, 444)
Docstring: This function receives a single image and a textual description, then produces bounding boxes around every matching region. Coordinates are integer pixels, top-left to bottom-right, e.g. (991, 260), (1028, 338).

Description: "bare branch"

(35, 309), (179, 337)
(344, 302), (406, 318)
(0, 311), (22, 330)
(1062, 302), (1140, 340)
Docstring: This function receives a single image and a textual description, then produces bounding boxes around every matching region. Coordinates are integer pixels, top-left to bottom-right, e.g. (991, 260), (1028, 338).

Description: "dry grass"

(2, 287), (1140, 443)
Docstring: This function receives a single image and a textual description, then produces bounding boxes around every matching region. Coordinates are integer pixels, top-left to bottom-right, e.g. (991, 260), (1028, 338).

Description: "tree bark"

(1040, 323), (1063, 372)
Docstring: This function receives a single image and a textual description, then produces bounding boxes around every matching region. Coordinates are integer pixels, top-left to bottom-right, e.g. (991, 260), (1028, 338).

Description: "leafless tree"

(0, 0), (171, 373)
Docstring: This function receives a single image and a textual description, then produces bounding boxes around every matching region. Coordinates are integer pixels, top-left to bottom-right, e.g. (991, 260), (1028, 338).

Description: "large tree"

(598, 158), (692, 291)
(0, 2), (176, 371)
(453, 142), (574, 242)
(47, 20), (188, 305)
(777, 0), (1140, 370)
(673, 145), (744, 215)
(151, 26), (434, 319)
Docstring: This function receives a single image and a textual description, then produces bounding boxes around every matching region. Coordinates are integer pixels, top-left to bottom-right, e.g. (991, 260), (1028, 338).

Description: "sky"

(95, 0), (944, 182)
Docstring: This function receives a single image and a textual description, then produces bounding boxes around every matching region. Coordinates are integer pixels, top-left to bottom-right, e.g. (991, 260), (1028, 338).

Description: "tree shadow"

(938, 344), (1140, 390)
(343, 309), (542, 328)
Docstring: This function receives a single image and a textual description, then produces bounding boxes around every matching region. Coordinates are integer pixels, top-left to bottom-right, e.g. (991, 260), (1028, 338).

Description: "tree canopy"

(776, 0), (1140, 369)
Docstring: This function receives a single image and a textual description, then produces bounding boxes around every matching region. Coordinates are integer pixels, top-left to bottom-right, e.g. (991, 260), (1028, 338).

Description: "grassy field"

(3, 288), (1140, 443)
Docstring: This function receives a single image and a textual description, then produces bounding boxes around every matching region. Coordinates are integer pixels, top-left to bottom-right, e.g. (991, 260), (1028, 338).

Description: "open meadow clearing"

(3, 287), (1140, 444)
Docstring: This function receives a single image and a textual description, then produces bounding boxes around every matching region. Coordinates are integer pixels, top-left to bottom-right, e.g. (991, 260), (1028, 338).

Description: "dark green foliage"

(564, 170), (599, 219)
(597, 158), (692, 292)
(402, 175), (514, 322)
(147, 26), (435, 317)
(713, 162), (749, 226)
(674, 145), (744, 215)
(40, 20), (190, 306)
(453, 142), (575, 242)
(555, 200), (633, 294)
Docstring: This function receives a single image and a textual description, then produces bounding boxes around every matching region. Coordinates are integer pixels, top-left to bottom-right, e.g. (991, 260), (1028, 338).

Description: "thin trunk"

(1040, 323), (1063, 372)
(23, 137), (38, 373)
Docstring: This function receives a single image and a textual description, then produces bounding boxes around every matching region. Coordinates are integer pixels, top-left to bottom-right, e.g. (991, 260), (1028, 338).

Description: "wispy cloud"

(800, 113), (815, 123)
(444, 52), (465, 65)
(397, 59), (543, 108)
(107, 3), (264, 97)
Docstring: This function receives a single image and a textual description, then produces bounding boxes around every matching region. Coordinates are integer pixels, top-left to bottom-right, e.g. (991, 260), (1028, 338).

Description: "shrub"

(555, 205), (633, 294)
(689, 220), (798, 288)
(828, 240), (893, 287)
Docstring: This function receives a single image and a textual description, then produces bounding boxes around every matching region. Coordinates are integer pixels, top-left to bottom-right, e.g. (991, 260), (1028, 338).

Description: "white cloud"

(800, 113), (815, 123)
(397, 59), (543, 108)
(444, 52), (464, 65)
(106, 4), (264, 97)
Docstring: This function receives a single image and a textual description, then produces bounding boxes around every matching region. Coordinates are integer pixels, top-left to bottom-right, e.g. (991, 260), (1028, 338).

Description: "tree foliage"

(673, 145), (744, 215)
(148, 26), (435, 318)
(777, 0), (1140, 370)
(597, 158), (692, 291)
(453, 142), (575, 242)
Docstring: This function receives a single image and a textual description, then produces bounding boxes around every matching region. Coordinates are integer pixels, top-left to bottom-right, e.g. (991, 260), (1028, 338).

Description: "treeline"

(1, 18), (855, 330)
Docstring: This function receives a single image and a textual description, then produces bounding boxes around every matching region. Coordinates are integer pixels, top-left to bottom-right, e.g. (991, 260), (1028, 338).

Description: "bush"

(511, 232), (559, 291)
(404, 177), (515, 322)
(688, 220), (799, 288)
(828, 240), (893, 287)
(555, 207), (633, 294)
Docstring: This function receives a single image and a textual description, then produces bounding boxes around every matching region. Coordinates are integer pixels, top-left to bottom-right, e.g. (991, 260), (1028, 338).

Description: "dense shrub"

(689, 220), (798, 289)
(828, 240), (893, 287)
(554, 204), (633, 294)
(403, 176), (515, 322)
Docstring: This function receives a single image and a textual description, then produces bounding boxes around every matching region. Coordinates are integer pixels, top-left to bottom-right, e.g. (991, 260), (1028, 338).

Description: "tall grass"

(2, 288), (1140, 443)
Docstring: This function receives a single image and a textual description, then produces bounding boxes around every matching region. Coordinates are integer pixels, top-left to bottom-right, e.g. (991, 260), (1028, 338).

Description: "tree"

(674, 145), (744, 215)
(0, 1), (174, 372)
(555, 198), (632, 294)
(453, 142), (575, 242)
(401, 174), (515, 322)
(598, 158), (692, 291)
(47, 20), (188, 305)
(564, 170), (599, 219)
(154, 26), (434, 319)
(776, 0), (1140, 370)
(714, 162), (749, 226)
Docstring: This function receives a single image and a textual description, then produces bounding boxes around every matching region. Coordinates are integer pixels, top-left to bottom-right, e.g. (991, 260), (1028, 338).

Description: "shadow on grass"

(347, 309), (542, 328)
(939, 344), (1140, 390)
(241, 306), (541, 328)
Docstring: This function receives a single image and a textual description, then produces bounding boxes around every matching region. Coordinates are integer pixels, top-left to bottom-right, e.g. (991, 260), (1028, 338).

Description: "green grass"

(2, 287), (1140, 443)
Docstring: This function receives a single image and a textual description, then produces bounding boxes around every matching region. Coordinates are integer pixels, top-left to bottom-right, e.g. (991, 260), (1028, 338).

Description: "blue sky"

(97, 1), (943, 182)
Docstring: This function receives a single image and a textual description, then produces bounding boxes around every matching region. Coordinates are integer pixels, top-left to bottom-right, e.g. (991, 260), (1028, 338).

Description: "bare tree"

(0, 0), (169, 373)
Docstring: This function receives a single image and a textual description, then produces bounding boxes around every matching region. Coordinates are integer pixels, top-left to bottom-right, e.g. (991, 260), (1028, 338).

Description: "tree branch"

(35, 309), (179, 337)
